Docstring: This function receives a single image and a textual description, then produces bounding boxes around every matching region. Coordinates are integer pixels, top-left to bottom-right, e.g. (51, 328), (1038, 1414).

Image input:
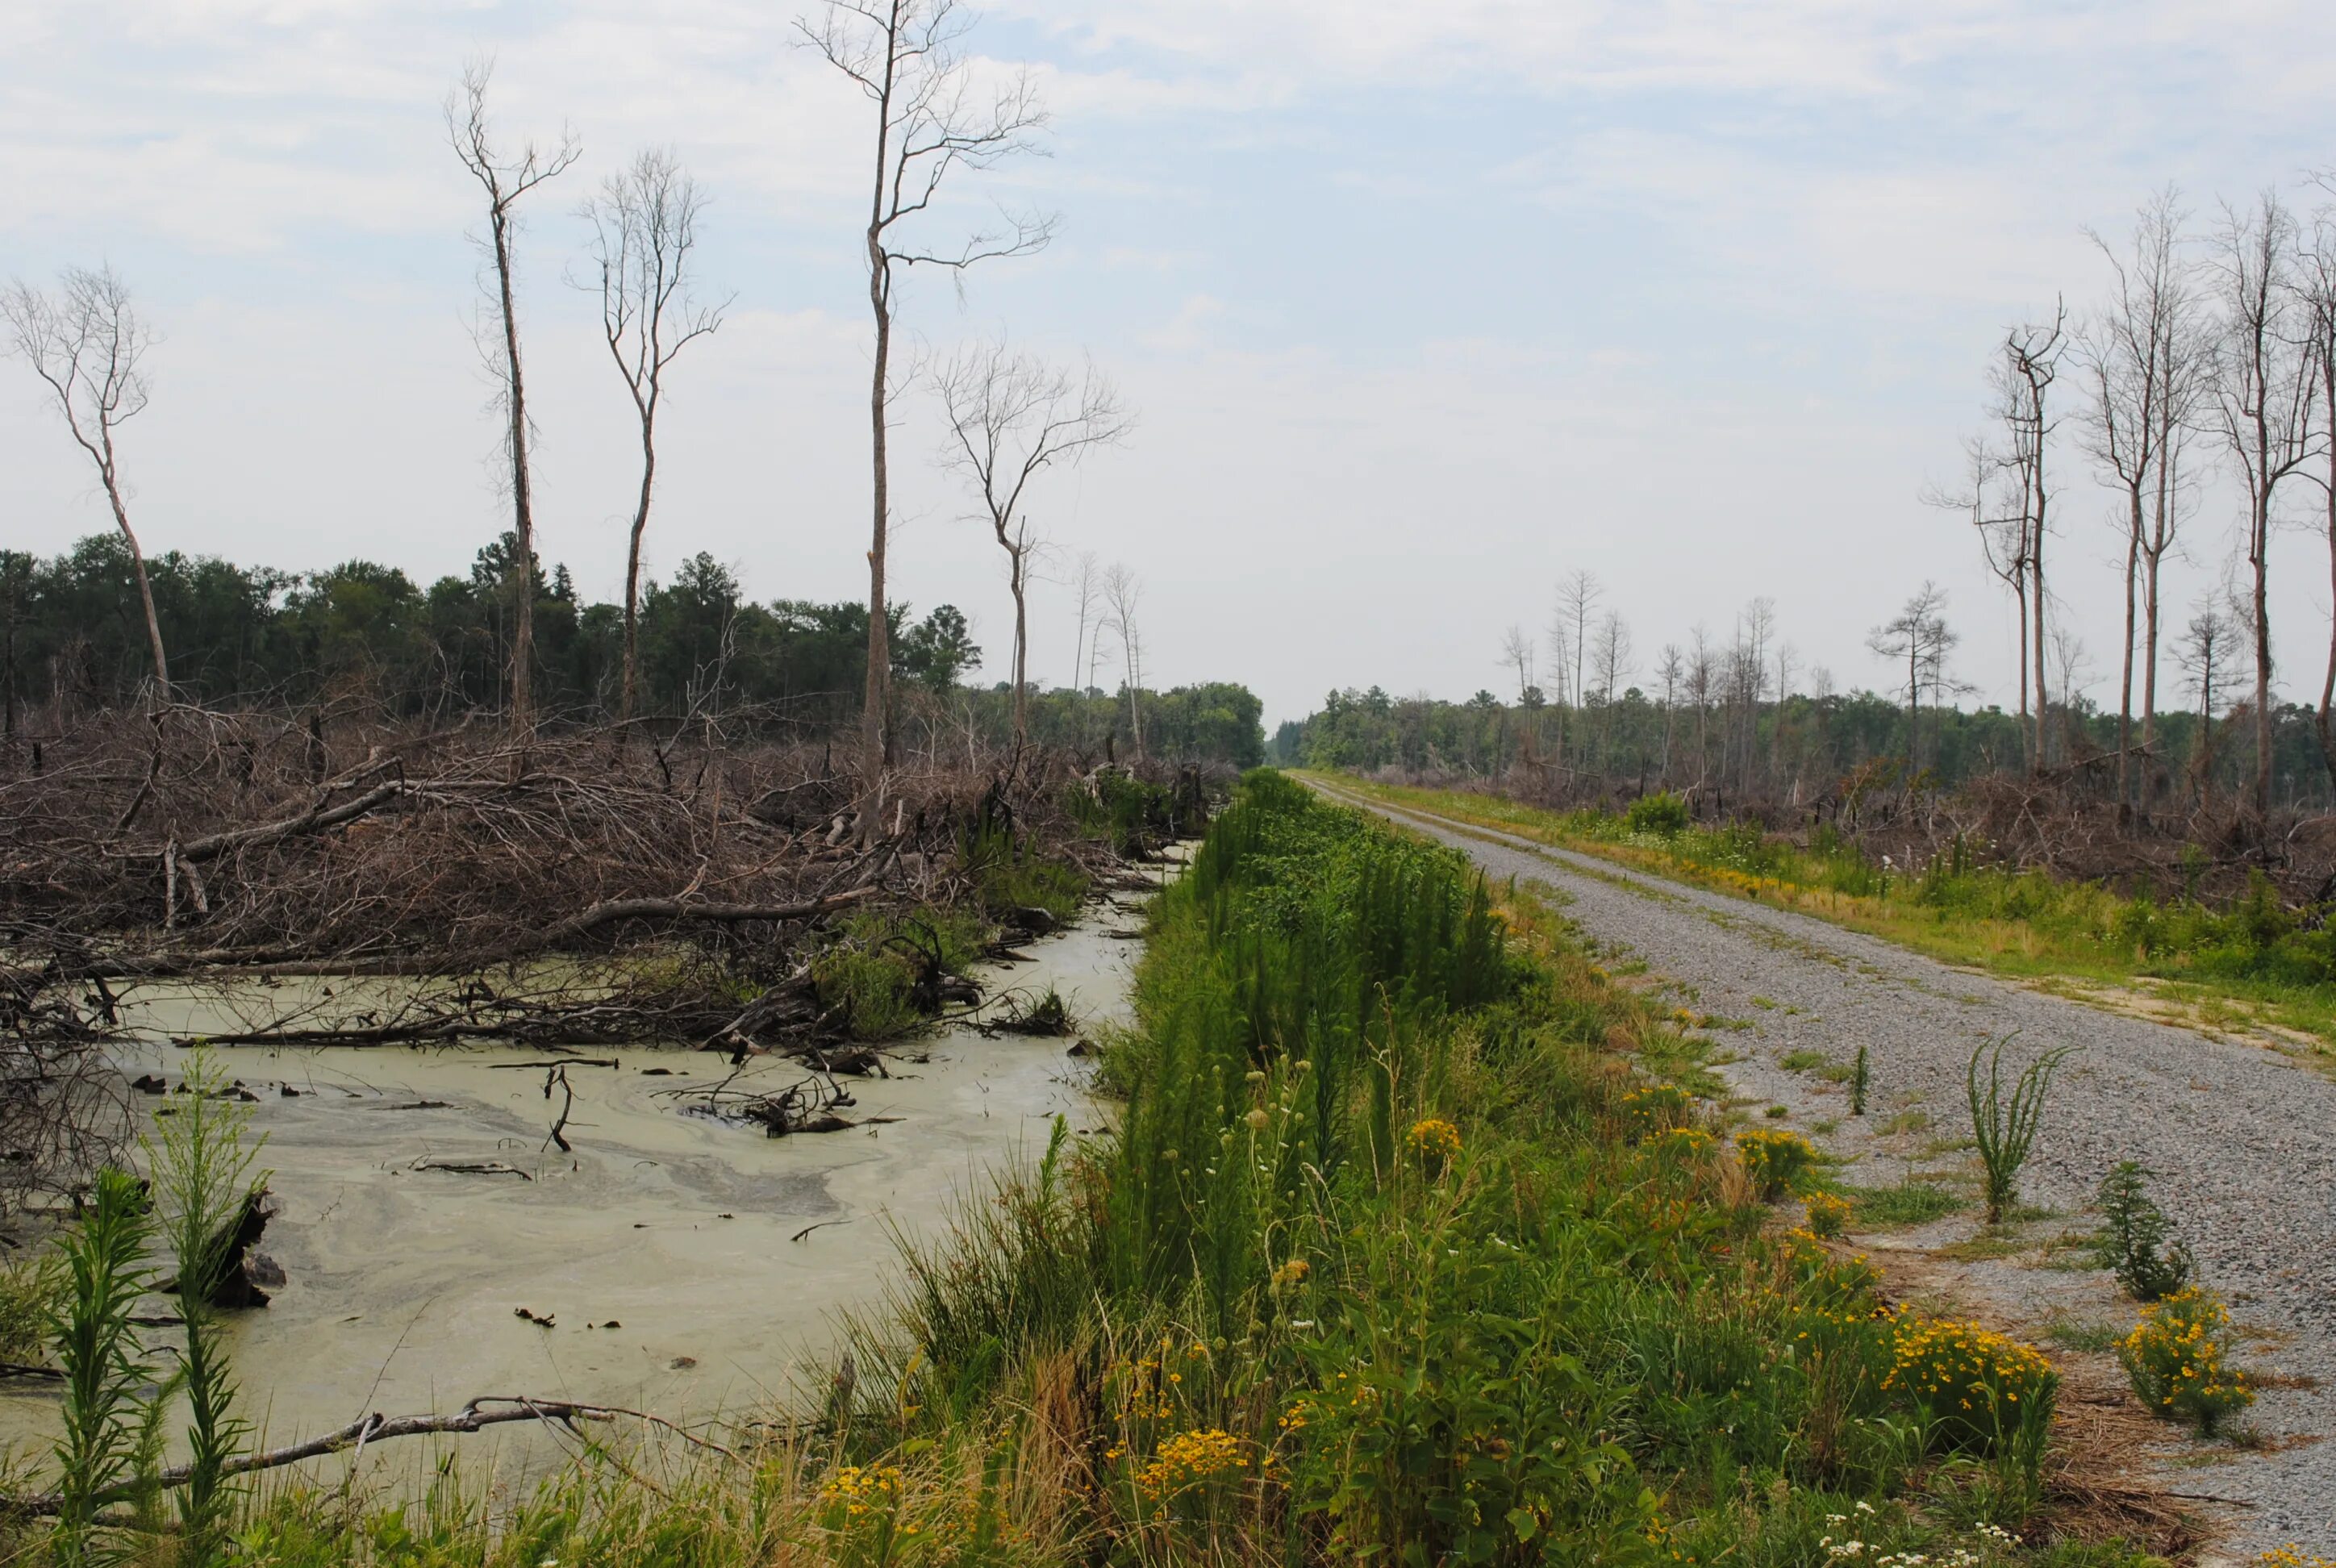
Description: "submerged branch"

(0, 1394), (735, 1516)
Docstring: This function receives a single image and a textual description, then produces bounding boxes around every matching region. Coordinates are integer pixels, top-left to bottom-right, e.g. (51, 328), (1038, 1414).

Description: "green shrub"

(1624, 791), (1691, 836)
(2094, 1161), (2192, 1303)
(962, 819), (1091, 924)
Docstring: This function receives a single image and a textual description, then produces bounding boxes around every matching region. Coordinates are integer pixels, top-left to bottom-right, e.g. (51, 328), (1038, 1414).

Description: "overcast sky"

(6, 1), (2336, 726)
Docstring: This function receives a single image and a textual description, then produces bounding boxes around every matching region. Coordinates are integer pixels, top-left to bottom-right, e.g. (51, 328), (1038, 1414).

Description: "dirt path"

(1314, 781), (2336, 1558)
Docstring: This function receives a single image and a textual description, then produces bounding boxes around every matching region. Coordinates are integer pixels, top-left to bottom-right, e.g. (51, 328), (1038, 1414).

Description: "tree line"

(0, 532), (1263, 768)
(1281, 572), (2332, 812)
(4, 0), (1141, 794)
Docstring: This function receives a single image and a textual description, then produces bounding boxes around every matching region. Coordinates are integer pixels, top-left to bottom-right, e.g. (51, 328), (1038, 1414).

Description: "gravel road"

(1316, 782), (2336, 1557)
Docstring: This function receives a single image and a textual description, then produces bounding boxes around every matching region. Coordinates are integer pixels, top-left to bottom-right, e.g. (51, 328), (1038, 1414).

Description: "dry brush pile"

(0, 706), (1200, 1204)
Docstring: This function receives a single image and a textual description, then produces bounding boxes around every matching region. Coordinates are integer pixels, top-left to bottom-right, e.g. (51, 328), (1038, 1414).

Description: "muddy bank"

(0, 908), (1144, 1475)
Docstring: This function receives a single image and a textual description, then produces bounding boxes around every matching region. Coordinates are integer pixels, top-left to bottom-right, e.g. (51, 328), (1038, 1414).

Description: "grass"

(1840, 1181), (1971, 1228)
(2, 772), (2171, 1566)
(2043, 1319), (2125, 1354)
(811, 905), (992, 1038)
(1315, 774), (2336, 1057)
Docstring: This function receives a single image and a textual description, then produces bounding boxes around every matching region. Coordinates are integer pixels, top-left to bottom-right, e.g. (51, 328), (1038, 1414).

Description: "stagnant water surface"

(0, 907), (1141, 1474)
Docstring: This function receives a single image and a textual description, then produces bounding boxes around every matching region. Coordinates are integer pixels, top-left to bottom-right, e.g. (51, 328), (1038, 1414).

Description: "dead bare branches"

(2, 266), (167, 699)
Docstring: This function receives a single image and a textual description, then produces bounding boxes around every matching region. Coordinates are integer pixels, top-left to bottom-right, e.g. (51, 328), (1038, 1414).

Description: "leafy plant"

(148, 1049), (269, 1562)
(1616, 1084), (1692, 1142)
(0, 1250), (63, 1365)
(1624, 791), (1691, 836)
(1966, 1038), (2072, 1225)
(2119, 1287), (2252, 1434)
(2093, 1161), (2191, 1302)
(1851, 1044), (1871, 1116)
(1804, 1191), (1851, 1238)
(1884, 1316), (2058, 1457)
(1733, 1127), (1817, 1200)
(48, 1166), (156, 1566)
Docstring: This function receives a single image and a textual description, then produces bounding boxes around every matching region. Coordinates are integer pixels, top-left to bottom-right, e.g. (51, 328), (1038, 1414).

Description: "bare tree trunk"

(1009, 544), (1029, 748)
(2117, 499), (2139, 810)
(106, 484), (169, 702)
(491, 209), (537, 736)
(2142, 546), (2163, 799)
(2029, 519), (2048, 772)
(2320, 477), (2336, 794)
(2254, 496), (2275, 816)
(622, 431), (654, 726)
(447, 65), (576, 740)
(862, 227), (894, 798)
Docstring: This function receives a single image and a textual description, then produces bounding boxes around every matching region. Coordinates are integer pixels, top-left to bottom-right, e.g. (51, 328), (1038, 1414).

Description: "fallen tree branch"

(479, 887), (878, 963)
(174, 779), (407, 865)
(0, 1394), (733, 1516)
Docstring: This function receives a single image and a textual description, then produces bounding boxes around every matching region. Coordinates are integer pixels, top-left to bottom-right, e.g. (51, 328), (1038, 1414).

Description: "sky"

(5, 0), (2336, 728)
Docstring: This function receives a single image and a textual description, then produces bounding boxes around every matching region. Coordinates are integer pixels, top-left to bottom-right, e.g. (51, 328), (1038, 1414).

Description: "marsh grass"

(1836, 1182), (1970, 1228)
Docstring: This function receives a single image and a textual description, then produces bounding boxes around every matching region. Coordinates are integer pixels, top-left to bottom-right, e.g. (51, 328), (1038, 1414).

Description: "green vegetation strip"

(1323, 774), (2336, 1056)
(19, 772), (2172, 1565)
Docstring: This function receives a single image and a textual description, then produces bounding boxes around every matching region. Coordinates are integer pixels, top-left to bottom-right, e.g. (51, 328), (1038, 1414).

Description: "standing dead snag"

(2079, 190), (2206, 815)
(933, 342), (1132, 749)
(446, 59), (580, 741)
(1998, 304), (2066, 775)
(2, 266), (168, 699)
(2299, 178), (2336, 798)
(580, 148), (729, 732)
(1867, 583), (1959, 779)
(2209, 192), (2317, 820)
(799, 0), (1054, 825)
(1103, 565), (1145, 761)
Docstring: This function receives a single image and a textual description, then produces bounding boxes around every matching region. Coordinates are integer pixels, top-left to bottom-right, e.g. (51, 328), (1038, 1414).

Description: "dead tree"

(2300, 181), (2336, 797)
(2, 266), (169, 699)
(1867, 582), (1958, 779)
(799, 0), (1053, 817)
(932, 343), (1130, 749)
(1550, 569), (1600, 765)
(446, 60), (579, 739)
(1931, 438), (2030, 752)
(580, 148), (728, 729)
(1068, 548), (1102, 741)
(1654, 643), (1683, 785)
(2209, 192), (2318, 819)
(1591, 610), (1633, 773)
(1685, 626), (1716, 791)
(2177, 601), (2237, 807)
(1103, 564), (1145, 761)
(1996, 304), (2067, 774)
(2079, 190), (2205, 813)
(1500, 624), (1537, 769)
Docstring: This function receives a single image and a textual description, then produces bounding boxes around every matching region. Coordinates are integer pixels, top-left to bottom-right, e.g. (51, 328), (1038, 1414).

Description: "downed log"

(465, 886), (879, 967)
(408, 1156), (532, 1180)
(0, 1393), (731, 1516)
(175, 779), (407, 865)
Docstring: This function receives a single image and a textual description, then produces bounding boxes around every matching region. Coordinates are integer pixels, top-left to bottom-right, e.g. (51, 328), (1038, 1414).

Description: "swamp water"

(0, 909), (1144, 1482)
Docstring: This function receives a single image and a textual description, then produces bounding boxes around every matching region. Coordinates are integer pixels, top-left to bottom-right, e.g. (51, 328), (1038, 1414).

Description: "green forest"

(0, 533), (1265, 767)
